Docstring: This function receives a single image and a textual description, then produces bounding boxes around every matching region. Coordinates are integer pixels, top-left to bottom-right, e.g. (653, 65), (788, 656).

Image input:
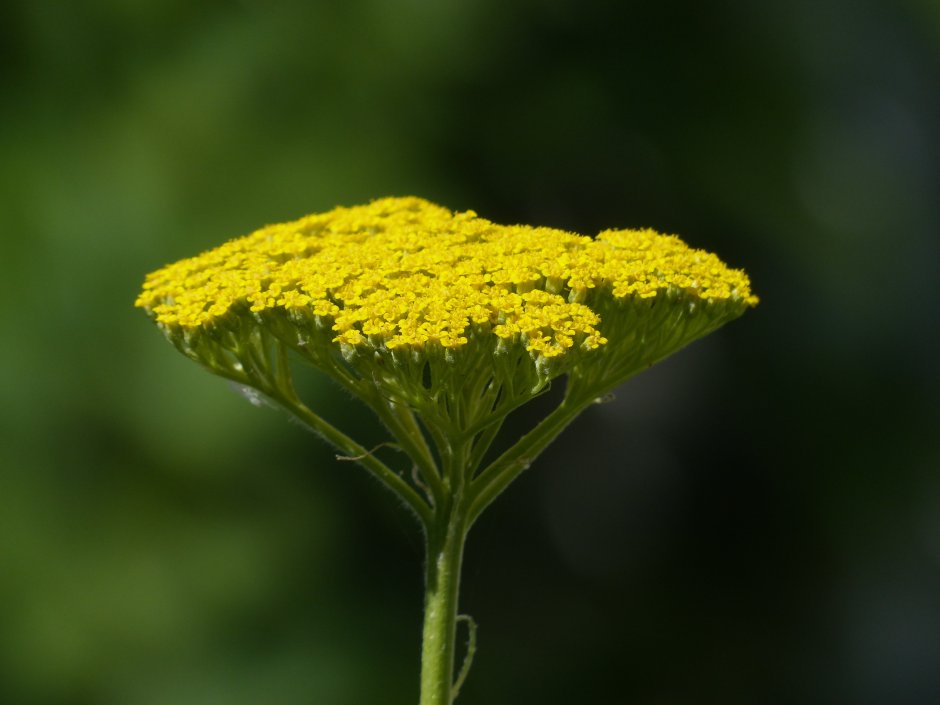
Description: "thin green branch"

(466, 414), (506, 478)
(456, 382), (551, 444)
(373, 398), (445, 506)
(421, 416), (458, 487)
(467, 389), (594, 525)
(280, 341), (444, 511)
(277, 392), (433, 527)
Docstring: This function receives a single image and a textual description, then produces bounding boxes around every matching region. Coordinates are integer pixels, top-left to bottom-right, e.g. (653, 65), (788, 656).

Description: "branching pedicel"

(136, 197), (757, 704)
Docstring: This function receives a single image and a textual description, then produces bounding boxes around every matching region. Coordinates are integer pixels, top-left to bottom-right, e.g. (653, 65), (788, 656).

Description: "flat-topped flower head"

(136, 197), (756, 432)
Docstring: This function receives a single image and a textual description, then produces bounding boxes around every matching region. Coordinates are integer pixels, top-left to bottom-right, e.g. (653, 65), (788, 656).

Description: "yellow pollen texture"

(136, 197), (757, 357)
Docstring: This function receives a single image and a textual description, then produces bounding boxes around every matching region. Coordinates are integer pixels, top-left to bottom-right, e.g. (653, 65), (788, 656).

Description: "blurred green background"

(2, 1), (938, 703)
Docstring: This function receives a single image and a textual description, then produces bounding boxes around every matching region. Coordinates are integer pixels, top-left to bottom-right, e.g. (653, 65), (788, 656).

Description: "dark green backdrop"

(2, 1), (938, 703)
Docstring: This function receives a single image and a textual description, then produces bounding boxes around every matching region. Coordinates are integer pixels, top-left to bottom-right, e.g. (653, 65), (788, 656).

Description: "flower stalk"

(135, 196), (757, 702)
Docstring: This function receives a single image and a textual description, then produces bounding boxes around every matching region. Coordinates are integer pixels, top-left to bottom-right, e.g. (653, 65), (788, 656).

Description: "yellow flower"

(136, 196), (756, 359)
(136, 196), (757, 435)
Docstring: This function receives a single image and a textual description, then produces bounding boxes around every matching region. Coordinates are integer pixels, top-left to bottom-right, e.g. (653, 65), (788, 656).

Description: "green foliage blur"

(2, 1), (938, 703)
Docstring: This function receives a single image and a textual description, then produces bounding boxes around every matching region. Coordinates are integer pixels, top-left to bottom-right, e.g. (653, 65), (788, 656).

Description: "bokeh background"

(2, 1), (938, 704)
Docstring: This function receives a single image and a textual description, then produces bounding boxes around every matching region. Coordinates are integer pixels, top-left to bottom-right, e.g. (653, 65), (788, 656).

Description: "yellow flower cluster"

(136, 197), (757, 359)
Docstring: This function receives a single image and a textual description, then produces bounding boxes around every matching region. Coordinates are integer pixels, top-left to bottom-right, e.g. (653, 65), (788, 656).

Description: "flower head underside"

(136, 197), (757, 430)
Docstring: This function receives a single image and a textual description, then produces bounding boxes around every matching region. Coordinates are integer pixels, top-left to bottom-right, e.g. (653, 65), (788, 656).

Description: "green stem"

(417, 378), (604, 703)
(420, 501), (470, 705)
